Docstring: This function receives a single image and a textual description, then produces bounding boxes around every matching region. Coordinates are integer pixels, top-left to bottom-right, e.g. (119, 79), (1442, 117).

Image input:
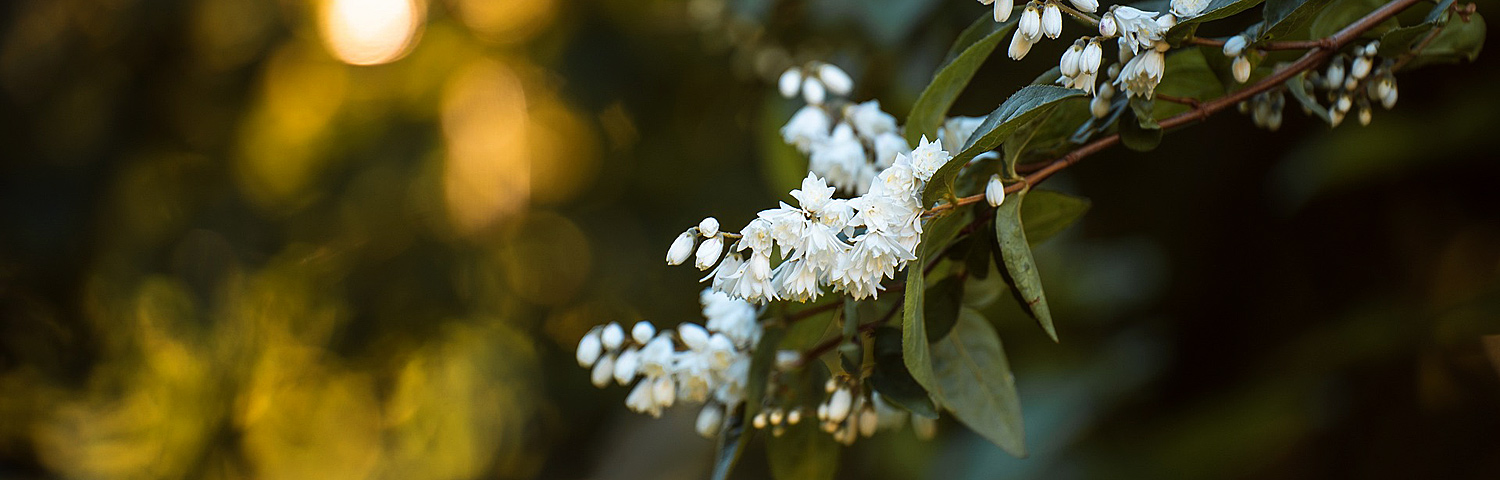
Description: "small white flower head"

(1008, 29), (1036, 60)
(993, 0), (1015, 22)
(631, 321), (656, 345)
(985, 174), (1006, 207)
(1099, 14), (1118, 37)
(591, 353), (615, 388)
(1377, 77), (1398, 109)
(613, 347), (641, 384)
(679, 322), (711, 350)
(802, 76), (827, 105)
(939, 116), (986, 154)
(1171, 0), (1210, 18)
(1060, 43), (1083, 77)
(818, 63), (854, 96)
(1042, 4), (1063, 39)
(1351, 55), (1372, 80)
(1336, 94), (1352, 113)
(1019, 5), (1042, 40)
(872, 132), (909, 168)
(1071, 0), (1099, 13)
(781, 105), (831, 153)
(1223, 35), (1248, 57)
(1364, 41), (1380, 57)
(858, 407), (878, 437)
(1358, 106), (1372, 125)
(844, 100), (898, 139)
(667, 230), (696, 265)
(696, 403), (724, 437)
(1081, 39), (1103, 74)
(1325, 57), (1346, 90)
(601, 322), (626, 350)
(1232, 55), (1252, 83)
(652, 375), (676, 408)
(577, 328), (603, 367)
(778, 67), (802, 99)
(1155, 13), (1178, 30)
(1117, 43), (1167, 99)
(695, 235), (725, 270)
(827, 387), (853, 423)
(906, 136), (952, 181)
(698, 217), (719, 238)
(1105, 6), (1164, 53)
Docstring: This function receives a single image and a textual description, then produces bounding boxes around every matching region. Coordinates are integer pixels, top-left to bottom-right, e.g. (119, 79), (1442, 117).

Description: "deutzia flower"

(1102, 6), (1164, 54)
(844, 100), (898, 139)
(809, 123), (869, 193)
(1041, 4), (1063, 39)
(939, 116), (986, 153)
(818, 64), (854, 96)
(1232, 55), (1252, 83)
(1223, 35), (1248, 57)
(872, 132), (909, 168)
(666, 230), (696, 265)
(979, 0), (1015, 22)
(1171, 0), (1210, 18)
(778, 67), (802, 99)
(906, 136), (951, 181)
(1117, 41), (1168, 99)
(986, 175), (1006, 207)
(1070, 0), (1098, 13)
(781, 105), (831, 154)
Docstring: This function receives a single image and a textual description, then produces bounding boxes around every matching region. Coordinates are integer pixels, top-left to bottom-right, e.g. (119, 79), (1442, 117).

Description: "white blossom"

(818, 64), (854, 96)
(1172, 0), (1210, 18)
(844, 100), (898, 139)
(808, 123), (868, 192)
(1091, 82), (1115, 118)
(632, 321), (656, 345)
(695, 235), (724, 270)
(1019, 5), (1042, 41)
(1351, 55), (1372, 80)
(1009, 29), (1037, 60)
(1071, 0), (1098, 13)
(906, 136), (951, 181)
(1117, 42), (1167, 99)
(591, 353), (615, 388)
(666, 230), (696, 265)
(601, 322), (625, 350)
(696, 403), (725, 437)
(577, 328), (602, 367)
(802, 76), (827, 105)
(781, 105), (831, 153)
(993, 0), (1016, 22)
(1042, 4), (1063, 39)
(1103, 6), (1164, 54)
(940, 116), (986, 154)
(986, 175), (1006, 207)
(613, 347), (641, 385)
(873, 132), (909, 168)
(778, 67), (802, 99)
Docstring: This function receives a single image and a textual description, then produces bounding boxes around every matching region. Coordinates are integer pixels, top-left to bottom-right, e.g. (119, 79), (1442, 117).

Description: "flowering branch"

(930, 0), (1429, 214)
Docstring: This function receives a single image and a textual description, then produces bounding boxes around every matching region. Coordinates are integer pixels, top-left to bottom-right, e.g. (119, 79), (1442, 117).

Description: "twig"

(1187, 36), (1336, 51)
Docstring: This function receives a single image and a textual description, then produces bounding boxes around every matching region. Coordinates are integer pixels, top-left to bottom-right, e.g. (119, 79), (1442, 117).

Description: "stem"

(1187, 36), (1334, 51)
(926, 0), (1427, 214)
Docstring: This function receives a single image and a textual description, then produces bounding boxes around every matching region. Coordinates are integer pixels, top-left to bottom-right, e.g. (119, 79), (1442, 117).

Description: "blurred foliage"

(0, 0), (1497, 479)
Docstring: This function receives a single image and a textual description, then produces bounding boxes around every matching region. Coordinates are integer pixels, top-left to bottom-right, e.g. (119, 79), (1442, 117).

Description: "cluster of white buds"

(780, 71), (908, 193)
(779, 63), (854, 105)
(1238, 88), (1287, 131)
(1058, 38), (1105, 94)
(1007, 0), (1100, 60)
(1223, 35), (1254, 83)
(1090, 82), (1116, 118)
(793, 378), (937, 445)
(576, 289), (763, 437)
(1117, 40), (1169, 99)
(1098, 5), (1178, 99)
(750, 404), (806, 437)
(1302, 41), (1396, 127)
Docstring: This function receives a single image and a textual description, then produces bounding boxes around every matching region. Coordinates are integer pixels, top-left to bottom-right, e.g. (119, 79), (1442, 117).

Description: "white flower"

(844, 100), (897, 139)
(826, 387), (853, 422)
(601, 322), (625, 350)
(613, 347), (641, 384)
(1223, 35), (1248, 57)
(674, 351), (713, 401)
(679, 322), (711, 350)
(818, 64), (854, 96)
(1008, 29), (1036, 60)
(696, 404), (725, 437)
(808, 124), (867, 192)
(625, 377), (657, 415)
(802, 76), (827, 105)
(1071, 0), (1098, 13)
(706, 333), (736, 369)
(1042, 4), (1063, 39)
(1232, 55), (1251, 83)
(986, 175), (1006, 207)
(632, 321), (656, 345)
(591, 353), (615, 388)
(666, 230), (696, 265)
(698, 217), (719, 237)
(993, 0), (1015, 22)
(1060, 43), (1083, 77)
(639, 335), (676, 377)
(1082, 40), (1103, 74)
(735, 218), (775, 254)
(790, 172), (836, 215)
(1117, 42), (1167, 99)
(577, 328), (602, 367)
(701, 289), (760, 347)
(696, 235), (724, 270)
(652, 375), (677, 408)
(773, 257), (823, 301)
(1171, 0), (1210, 18)
(781, 105), (831, 153)
(1018, 5), (1042, 40)
(872, 132), (909, 168)
(1155, 13), (1178, 30)
(1358, 106), (1372, 125)
(1099, 14), (1117, 37)
(906, 136), (951, 181)
(1324, 57), (1346, 90)
(1104, 6), (1164, 54)
(778, 67), (802, 98)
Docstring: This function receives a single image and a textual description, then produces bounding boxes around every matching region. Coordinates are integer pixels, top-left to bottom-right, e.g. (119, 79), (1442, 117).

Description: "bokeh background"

(1, 0), (1497, 478)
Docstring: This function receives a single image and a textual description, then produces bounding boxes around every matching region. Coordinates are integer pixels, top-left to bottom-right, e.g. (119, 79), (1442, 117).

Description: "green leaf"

(994, 188), (1058, 342)
(905, 11), (1021, 146)
(1017, 190), (1091, 245)
(1285, 71), (1332, 123)
(1119, 104), (1162, 152)
(931, 307), (1026, 457)
(1154, 48), (1228, 119)
(1403, 13), (1486, 69)
(710, 402), (750, 480)
(870, 327), (940, 418)
(1259, 0), (1334, 41)
(1308, 0), (1396, 39)
(767, 364), (840, 480)
(1377, 24), (1434, 57)
(713, 326), (784, 480)
(1169, 0), (1266, 36)
(923, 276), (964, 341)
(923, 85), (1084, 207)
(902, 210), (967, 398)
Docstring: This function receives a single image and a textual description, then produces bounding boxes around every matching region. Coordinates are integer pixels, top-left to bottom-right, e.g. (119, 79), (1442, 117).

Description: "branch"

(1187, 36), (1334, 51)
(929, 0), (1427, 212)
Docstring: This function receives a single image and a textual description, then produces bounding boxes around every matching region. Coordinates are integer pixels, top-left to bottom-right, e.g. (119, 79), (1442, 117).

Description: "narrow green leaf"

(905, 11), (1021, 145)
(923, 276), (964, 341)
(994, 188), (1058, 342)
(710, 402), (749, 480)
(932, 308), (1026, 457)
(923, 85), (1084, 207)
(902, 211), (967, 397)
(1403, 13), (1486, 69)
(1259, 0), (1334, 41)
(1284, 71), (1332, 123)
(870, 327), (940, 418)
(1119, 105), (1162, 152)
(1017, 190), (1091, 245)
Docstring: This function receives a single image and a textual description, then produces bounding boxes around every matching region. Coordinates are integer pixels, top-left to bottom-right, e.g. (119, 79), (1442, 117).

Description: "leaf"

(767, 363), (840, 480)
(931, 307), (1026, 457)
(1308, 0), (1396, 39)
(905, 11), (1021, 146)
(1403, 13), (1486, 69)
(710, 402), (749, 480)
(712, 326), (785, 480)
(923, 276), (964, 341)
(1377, 24), (1434, 57)
(869, 327), (940, 418)
(1018, 190), (1091, 245)
(1169, 0), (1267, 36)
(902, 210), (967, 398)
(1259, 0), (1334, 41)
(1284, 71), (1332, 123)
(1153, 48), (1228, 119)
(1119, 104), (1162, 152)
(923, 85), (1084, 207)
(994, 188), (1058, 342)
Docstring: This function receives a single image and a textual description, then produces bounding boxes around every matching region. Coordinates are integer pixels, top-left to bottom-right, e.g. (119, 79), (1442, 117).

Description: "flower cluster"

(576, 290), (763, 437)
(779, 63), (854, 106)
(1236, 41), (1399, 130)
(781, 99), (908, 193)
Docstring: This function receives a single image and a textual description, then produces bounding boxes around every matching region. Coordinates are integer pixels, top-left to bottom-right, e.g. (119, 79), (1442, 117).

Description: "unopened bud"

(601, 323), (625, 350)
(1223, 35), (1248, 57)
(801, 77), (826, 105)
(778, 68), (802, 99)
(695, 236), (724, 270)
(985, 175), (1006, 207)
(1232, 56), (1251, 83)
(818, 64), (854, 96)
(696, 404), (724, 437)
(666, 231), (696, 265)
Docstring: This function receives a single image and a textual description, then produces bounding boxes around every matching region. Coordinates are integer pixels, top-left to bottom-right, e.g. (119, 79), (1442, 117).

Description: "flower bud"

(769, 408), (785, 425)
(601, 322), (625, 350)
(1381, 86), (1398, 109)
(1155, 13), (1177, 30)
(818, 64), (854, 96)
(1336, 94), (1352, 113)
(1363, 41), (1380, 57)
(995, 0), (1016, 21)
(1099, 14), (1117, 37)
(816, 403), (829, 421)
(679, 322), (711, 350)
(666, 231), (696, 265)
(613, 347), (641, 385)
(1091, 94), (1111, 118)
(1060, 45), (1082, 77)
(698, 217), (719, 237)
(1042, 4), (1063, 39)
(652, 376), (676, 408)
(577, 329), (603, 367)
(591, 354), (615, 388)
(695, 236), (724, 270)
(1266, 110), (1283, 131)
(1019, 6), (1041, 40)
(778, 67), (802, 99)
(1328, 106), (1345, 127)
(1008, 30), (1035, 60)
(1223, 35), (1248, 57)
(1082, 40), (1103, 74)
(632, 321), (656, 345)
(1358, 106), (1372, 126)
(1232, 55), (1251, 83)
(775, 350), (800, 371)
(859, 407), (878, 437)
(697, 404), (724, 437)
(787, 408), (802, 425)
(801, 77), (826, 105)
(827, 388), (853, 423)
(1071, 0), (1098, 13)
(753, 411), (768, 429)
(985, 175), (1006, 207)
(825, 378), (838, 393)
(1325, 58), (1345, 90)
(1350, 56), (1372, 80)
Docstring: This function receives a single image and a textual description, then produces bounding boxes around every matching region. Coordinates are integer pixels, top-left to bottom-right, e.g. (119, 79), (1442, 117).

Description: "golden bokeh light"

(320, 0), (425, 66)
(449, 0), (555, 44)
(440, 59), (529, 235)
